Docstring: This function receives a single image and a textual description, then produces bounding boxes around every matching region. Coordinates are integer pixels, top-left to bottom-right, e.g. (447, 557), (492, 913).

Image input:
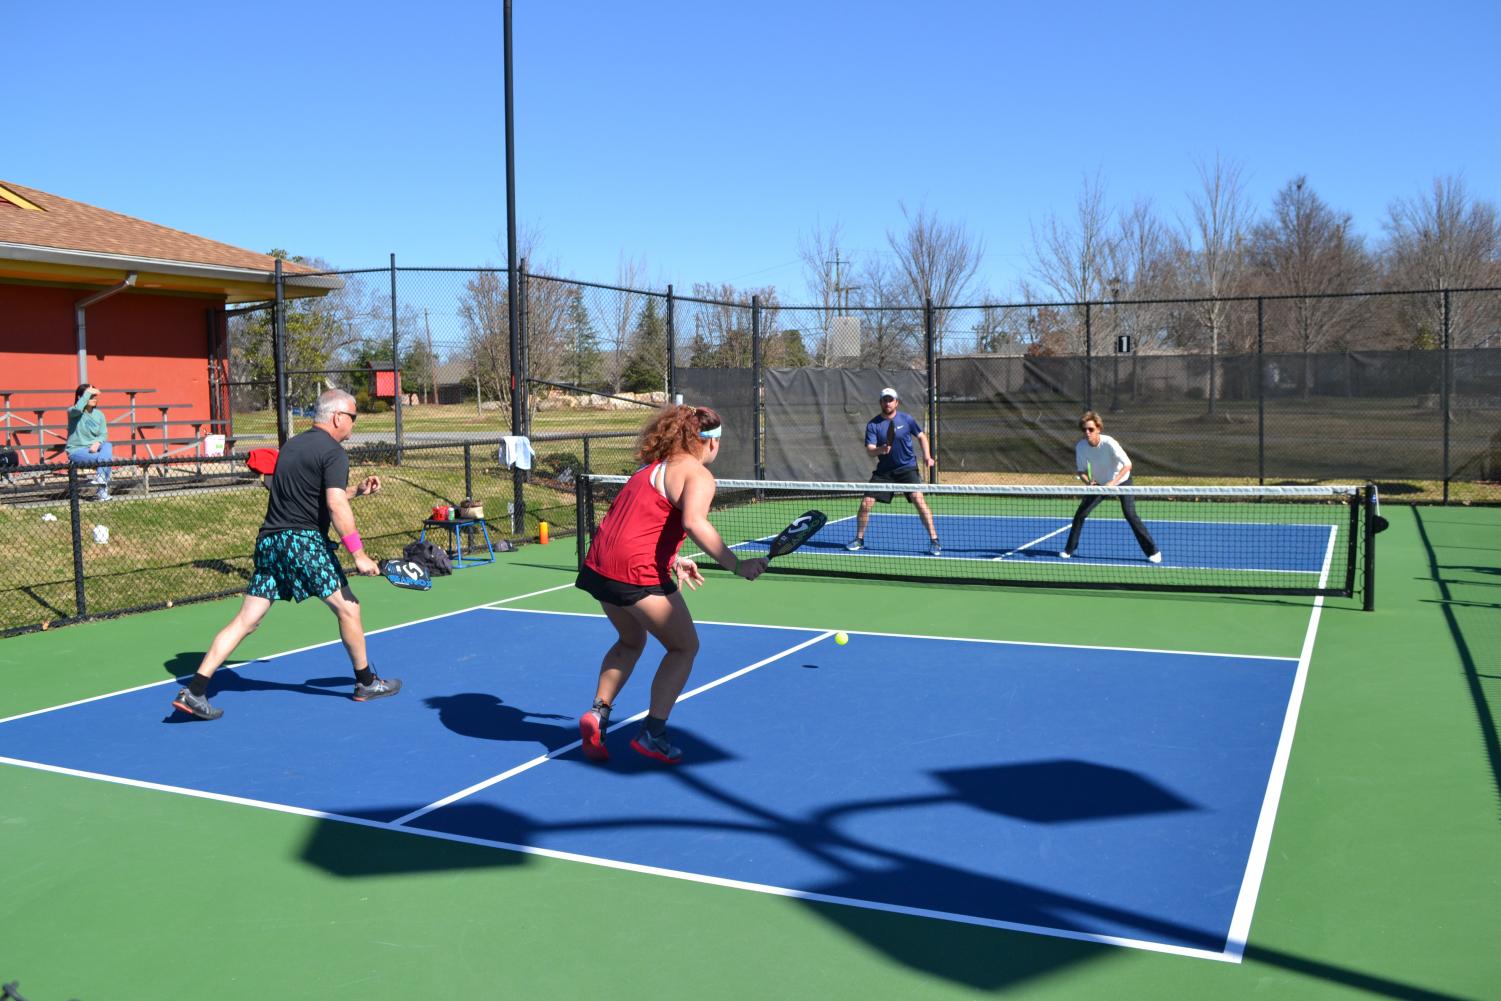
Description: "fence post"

(1442, 289), (1451, 505)
(752, 293), (763, 480)
(1363, 484), (1377, 611)
(666, 285), (676, 400)
(272, 259), (289, 446)
(583, 435), (592, 476)
(1257, 297), (1265, 485)
(389, 253), (403, 464)
(925, 297), (937, 484)
(1083, 301), (1093, 411)
(463, 442), (473, 499)
(68, 465), (86, 619)
(519, 258), (531, 437)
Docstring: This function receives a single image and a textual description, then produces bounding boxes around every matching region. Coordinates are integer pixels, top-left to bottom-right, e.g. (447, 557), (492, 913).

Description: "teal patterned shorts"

(247, 530), (348, 603)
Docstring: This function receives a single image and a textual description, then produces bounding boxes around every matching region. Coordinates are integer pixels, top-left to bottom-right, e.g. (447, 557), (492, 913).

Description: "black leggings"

(1063, 480), (1158, 557)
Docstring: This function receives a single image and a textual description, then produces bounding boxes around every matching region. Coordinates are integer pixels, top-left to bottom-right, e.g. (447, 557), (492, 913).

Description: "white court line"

(0, 582), (576, 727)
(484, 606), (1300, 662)
(0, 750), (1234, 963)
(992, 525), (1070, 560)
(1222, 523), (1338, 961)
(388, 629), (834, 826)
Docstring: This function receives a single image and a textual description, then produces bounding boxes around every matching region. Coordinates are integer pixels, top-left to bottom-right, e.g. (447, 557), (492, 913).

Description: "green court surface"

(2, 506), (1498, 1001)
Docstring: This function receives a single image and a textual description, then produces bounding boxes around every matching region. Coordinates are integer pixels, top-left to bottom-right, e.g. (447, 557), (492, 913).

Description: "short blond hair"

(1079, 410), (1103, 431)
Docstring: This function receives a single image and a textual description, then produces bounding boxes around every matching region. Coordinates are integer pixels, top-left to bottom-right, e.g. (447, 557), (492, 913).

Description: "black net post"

(925, 297), (937, 483)
(752, 294), (763, 480)
(67, 464), (86, 619)
(463, 442), (473, 499)
(1363, 483), (1377, 611)
(1257, 297), (1265, 484)
(1442, 289), (1451, 504)
(272, 258), (289, 446)
(575, 474), (590, 569)
(389, 253), (404, 464)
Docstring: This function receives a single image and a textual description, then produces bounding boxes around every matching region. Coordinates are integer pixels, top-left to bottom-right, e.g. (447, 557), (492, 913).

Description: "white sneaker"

(1058, 550), (1072, 559)
(96, 488), (111, 502)
(1147, 552), (1163, 563)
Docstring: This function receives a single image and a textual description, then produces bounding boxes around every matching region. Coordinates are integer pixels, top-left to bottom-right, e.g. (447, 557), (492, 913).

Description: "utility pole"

(423, 308), (435, 404)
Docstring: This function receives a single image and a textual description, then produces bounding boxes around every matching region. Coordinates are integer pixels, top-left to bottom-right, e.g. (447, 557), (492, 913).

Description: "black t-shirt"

(259, 427), (350, 538)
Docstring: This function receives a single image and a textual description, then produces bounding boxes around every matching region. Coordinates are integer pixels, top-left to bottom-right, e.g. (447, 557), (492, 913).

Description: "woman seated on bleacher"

(67, 383), (113, 501)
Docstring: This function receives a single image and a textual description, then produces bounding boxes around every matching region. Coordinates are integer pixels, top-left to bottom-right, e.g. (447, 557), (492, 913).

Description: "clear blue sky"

(9, 0), (1499, 304)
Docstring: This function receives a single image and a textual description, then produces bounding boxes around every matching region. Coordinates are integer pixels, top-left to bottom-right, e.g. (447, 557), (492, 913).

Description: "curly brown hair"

(636, 404), (722, 463)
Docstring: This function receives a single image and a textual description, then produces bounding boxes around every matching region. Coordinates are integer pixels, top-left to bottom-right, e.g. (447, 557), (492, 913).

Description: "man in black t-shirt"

(171, 389), (401, 721)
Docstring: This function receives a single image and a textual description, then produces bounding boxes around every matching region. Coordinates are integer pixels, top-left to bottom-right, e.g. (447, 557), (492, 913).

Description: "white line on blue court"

(1223, 524), (1337, 961)
(386, 629), (834, 826)
(992, 524), (1070, 560)
(481, 606), (1301, 662)
(0, 582), (578, 727)
(0, 750), (1238, 963)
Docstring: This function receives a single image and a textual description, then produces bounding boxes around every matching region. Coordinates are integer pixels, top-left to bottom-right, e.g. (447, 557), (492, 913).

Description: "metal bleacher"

(0, 387), (236, 498)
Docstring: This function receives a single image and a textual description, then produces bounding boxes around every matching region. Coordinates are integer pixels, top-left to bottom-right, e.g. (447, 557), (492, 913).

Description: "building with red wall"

(0, 180), (334, 452)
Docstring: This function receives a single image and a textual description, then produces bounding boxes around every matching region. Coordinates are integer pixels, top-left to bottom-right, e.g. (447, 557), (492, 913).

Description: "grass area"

(0, 446), (577, 635)
(230, 402), (649, 439)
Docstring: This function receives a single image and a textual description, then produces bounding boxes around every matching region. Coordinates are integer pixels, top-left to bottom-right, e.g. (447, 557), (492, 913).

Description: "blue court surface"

(765, 512), (1337, 573)
(0, 607), (1302, 960)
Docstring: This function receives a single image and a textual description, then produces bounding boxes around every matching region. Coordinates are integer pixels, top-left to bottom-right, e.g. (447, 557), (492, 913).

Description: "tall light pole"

(503, 0), (524, 532)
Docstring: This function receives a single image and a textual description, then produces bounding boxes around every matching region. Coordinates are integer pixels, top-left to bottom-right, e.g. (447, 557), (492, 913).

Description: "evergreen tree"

(620, 299), (667, 392)
(560, 287), (603, 387)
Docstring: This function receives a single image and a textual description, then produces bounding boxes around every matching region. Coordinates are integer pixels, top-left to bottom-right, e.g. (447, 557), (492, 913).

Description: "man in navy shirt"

(845, 387), (941, 556)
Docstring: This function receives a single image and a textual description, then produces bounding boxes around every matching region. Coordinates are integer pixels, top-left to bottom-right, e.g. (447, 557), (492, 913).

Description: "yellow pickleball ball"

(835, 631), (849, 646)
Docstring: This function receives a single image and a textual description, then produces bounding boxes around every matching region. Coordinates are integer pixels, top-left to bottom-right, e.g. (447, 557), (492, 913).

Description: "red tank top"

(585, 462), (687, 585)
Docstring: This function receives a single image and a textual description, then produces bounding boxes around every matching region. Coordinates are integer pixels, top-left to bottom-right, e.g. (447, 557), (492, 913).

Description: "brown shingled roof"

(0, 180), (318, 274)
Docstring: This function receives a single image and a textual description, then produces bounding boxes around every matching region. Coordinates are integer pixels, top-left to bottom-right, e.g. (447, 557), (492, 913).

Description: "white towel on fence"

(498, 435), (534, 470)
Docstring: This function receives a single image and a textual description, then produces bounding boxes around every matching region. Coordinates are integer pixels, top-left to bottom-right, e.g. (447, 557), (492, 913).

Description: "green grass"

(230, 402), (650, 439)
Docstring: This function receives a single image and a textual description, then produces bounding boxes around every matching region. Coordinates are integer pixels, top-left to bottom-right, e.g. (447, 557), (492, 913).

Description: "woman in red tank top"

(574, 404), (768, 765)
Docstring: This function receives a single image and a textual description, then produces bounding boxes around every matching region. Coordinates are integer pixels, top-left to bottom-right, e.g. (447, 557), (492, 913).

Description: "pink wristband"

(342, 532), (363, 553)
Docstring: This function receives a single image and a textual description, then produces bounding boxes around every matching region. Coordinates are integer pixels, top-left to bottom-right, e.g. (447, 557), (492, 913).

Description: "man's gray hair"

(314, 389), (356, 423)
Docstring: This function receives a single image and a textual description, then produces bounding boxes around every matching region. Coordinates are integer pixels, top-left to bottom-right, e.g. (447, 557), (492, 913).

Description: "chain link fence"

(5, 261), (1497, 636)
(0, 441), (580, 637)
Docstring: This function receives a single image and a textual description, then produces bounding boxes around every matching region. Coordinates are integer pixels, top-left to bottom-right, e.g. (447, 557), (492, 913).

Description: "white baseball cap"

(879, 387), (899, 400)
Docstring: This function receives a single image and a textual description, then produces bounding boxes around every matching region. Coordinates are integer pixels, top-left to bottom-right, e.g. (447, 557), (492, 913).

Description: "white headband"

(698, 426), (722, 440)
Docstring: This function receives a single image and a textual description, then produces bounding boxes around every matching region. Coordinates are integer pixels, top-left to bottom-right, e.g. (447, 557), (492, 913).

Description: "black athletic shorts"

(864, 466), (924, 505)
(575, 563), (679, 607)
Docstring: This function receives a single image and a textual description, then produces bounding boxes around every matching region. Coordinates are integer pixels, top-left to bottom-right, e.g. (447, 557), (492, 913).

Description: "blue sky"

(9, 0), (1499, 303)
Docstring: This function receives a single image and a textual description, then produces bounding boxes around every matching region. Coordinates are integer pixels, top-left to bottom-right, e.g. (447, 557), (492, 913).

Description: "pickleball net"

(577, 476), (1378, 603)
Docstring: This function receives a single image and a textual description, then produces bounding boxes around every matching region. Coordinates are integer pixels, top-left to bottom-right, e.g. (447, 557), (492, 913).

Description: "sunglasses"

(335, 411), (358, 423)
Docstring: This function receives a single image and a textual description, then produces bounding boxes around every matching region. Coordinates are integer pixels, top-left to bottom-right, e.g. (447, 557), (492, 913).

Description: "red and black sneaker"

(579, 710), (610, 762)
(630, 728), (682, 765)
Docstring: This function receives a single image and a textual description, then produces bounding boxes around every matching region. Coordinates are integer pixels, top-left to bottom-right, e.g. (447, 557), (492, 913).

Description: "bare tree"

(857, 257), (921, 367)
(888, 202), (984, 356)
(1178, 156), (1251, 409)
(1383, 175), (1501, 348)
(603, 252), (646, 390)
(799, 218), (853, 364)
(1248, 176), (1372, 395)
(1027, 174), (1115, 355)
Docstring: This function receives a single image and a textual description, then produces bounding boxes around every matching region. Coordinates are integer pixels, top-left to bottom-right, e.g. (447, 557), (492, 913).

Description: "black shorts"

(575, 563), (679, 607)
(865, 466), (924, 504)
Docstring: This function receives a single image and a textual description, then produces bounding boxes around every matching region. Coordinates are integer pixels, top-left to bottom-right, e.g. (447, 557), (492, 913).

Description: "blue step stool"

(420, 517), (495, 569)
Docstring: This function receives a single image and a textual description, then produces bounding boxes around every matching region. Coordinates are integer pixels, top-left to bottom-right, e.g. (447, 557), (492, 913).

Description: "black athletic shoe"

(172, 688), (223, 721)
(353, 676), (402, 702)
